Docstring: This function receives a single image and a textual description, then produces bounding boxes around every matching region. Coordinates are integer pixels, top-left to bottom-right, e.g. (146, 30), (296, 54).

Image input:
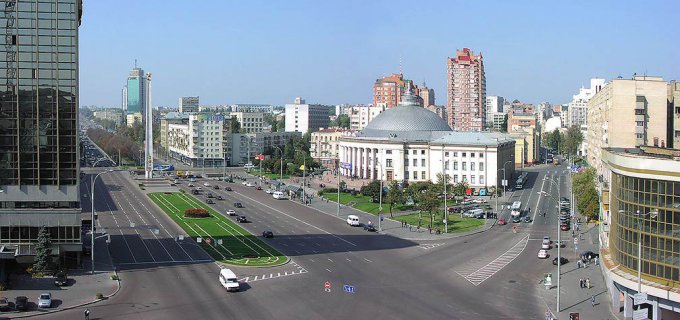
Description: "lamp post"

(375, 160), (384, 232)
(439, 150), (448, 233)
(273, 146), (284, 184)
(539, 176), (562, 312)
(90, 169), (114, 275)
(295, 150), (306, 204)
(496, 160), (513, 215)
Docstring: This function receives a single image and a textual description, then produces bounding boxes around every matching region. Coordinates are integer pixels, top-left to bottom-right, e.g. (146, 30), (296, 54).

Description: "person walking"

(586, 278), (591, 289)
(591, 295), (596, 307)
(84, 309), (90, 320)
(579, 278), (583, 288)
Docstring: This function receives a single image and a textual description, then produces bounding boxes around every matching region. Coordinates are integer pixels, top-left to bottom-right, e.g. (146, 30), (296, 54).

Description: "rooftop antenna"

(134, 59), (137, 69)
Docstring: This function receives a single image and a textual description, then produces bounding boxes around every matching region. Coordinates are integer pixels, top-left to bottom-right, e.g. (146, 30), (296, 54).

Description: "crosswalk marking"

(418, 243), (444, 250)
(455, 235), (529, 286)
(240, 261), (307, 283)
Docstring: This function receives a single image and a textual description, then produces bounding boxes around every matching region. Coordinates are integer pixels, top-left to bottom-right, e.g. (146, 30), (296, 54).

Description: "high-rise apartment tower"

(447, 48), (486, 131)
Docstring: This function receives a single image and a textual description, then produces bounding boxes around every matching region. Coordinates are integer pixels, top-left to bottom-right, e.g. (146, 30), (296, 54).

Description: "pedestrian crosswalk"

(455, 235), (529, 286)
(418, 243), (444, 250)
(239, 260), (308, 283)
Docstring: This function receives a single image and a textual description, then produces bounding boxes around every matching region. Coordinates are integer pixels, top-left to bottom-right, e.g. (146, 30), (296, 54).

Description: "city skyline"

(80, 1), (679, 108)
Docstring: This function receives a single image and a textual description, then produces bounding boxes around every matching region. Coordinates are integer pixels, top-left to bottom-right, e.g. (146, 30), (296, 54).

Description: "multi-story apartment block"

(669, 81), (680, 148)
(230, 132), (301, 166)
(230, 104), (276, 113)
(230, 111), (264, 133)
(447, 48), (486, 131)
(311, 128), (353, 168)
(567, 78), (606, 128)
(167, 114), (226, 167)
(508, 110), (540, 165)
(284, 97), (331, 133)
(373, 73), (419, 108)
(0, 0), (83, 265)
(178, 96), (199, 113)
(587, 76), (670, 177)
(418, 82), (435, 107)
(93, 109), (124, 127)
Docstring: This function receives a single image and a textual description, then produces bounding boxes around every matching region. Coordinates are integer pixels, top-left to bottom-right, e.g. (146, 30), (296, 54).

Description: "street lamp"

(273, 146), (284, 184)
(538, 176), (562, 313)
(90, 169), (114, 275)
(495, 160), (513, 216)
(295, 150), (307, 204)
(439, 152), (449, 234)
(376, 160), (384, 232)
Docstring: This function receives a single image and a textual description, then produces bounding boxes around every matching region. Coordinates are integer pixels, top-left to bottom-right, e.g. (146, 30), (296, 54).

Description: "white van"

(272, 191), (287, 200)
(347, 215), (360, 226)
(219, 268), (240, 292)
(511, 201), (522, 217)
(465, 208), (484, 218)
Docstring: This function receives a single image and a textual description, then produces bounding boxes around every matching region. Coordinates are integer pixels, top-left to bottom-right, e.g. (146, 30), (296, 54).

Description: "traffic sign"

(325, 281), (331, 289)
(343, 285), (355, 293)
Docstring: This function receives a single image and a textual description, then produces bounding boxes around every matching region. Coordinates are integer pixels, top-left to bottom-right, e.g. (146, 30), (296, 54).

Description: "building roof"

(361, 89), (451, 136)
(430, 132), (515, 147)
(163, 112), (190, 120)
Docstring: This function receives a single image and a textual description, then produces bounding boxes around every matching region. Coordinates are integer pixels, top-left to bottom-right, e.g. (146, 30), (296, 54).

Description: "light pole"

(295, 150), (306, 204)
(439, 151), (449, 233)
(539, 176), (562, 312)
(273, 146), (284, 184)
(376, 160), (383, 232)
(496, 160), (513, 215)
(90, 169), (114, 275)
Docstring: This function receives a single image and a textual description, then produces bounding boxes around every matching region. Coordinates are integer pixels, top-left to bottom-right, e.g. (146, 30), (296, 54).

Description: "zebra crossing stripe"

(455, 235), (529, 286)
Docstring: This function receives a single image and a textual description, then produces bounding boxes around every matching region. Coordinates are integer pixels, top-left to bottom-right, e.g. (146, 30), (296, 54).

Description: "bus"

(510, 201), (522, 217)
(153, 164), (174, 171)
(515, 172), (528, 190)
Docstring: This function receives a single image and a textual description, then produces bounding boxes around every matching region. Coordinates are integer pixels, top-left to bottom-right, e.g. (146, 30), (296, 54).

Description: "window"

(471, 152), (475, 158)
(462, 162), (467, 171)
(421, 150), (425, 155)
(480, 175), (485, 184)
(413, 171), (418, 179)
(444, 161), (449, 170)
(471, 175), (476, 184)
(404, 159), (409, 167)
(471, 162), (475, 171)
(386, 159), (393, 168)
(412, 150), (417, 155)
(453, 161), (458, 170)
(422, 171), (426, 179)
(479, 162), (484, 171)
(453, 152), (458, 157)
(386, 150), (392, 154)
(413, 159), (417, 167)
(479, 153), (484, 158)
(463, 175), (467, 182)
(462, 152), (467, 157)
(445, 152), (449, 157)
(421, 159), (426, 167)
(405, 171), (409, 179)
(454, 175), (459, 183)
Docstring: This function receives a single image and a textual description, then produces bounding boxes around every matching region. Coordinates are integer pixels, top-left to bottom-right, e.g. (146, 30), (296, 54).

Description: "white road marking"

(326, 268), (332, 273)
(239, 261), (308, 283)
(418, 243), (444, 250)
(455, 234), (530, 286)
(327, 258), (333, 262)
(364, 258), (372, 263)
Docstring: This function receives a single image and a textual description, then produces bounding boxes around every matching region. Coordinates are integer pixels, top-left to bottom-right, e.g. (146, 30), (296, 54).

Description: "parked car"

(560, 224), (570, 231)
(262, 231), (274, 238)
(0, 297), (10, 311)
(206, 199), (215, 204)
(265, 189), (274, 194)
(216, 195), (224, 200)
(256, 186), (262, 190)
(241, 181), (248, 185)
(538, 249), (549, 259)
(37, 293), (51, 308)
(226, 210), (236, 216)
(234, 202), (243, 208)
(213, 185), (220, 190)
(207, 193), (214, 198)
(236, 216), (248, 223)
(363, 223), (376, 232)
(226, 187), (233, 191)
(498, 217), (507, 225)
(552, 257), (569, 266)
(14, 296), (28, 311)
(54, 271), (68, 286)
(472, 198), (487, 204)
(246, 182), (254, 187)
(203, 182), (211, 187)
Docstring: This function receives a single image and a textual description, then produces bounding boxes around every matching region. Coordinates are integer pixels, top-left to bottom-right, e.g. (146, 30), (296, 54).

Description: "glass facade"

(610, 173), (680, 286)
(0, 0), (80, 187)
(126, 76), (141, 113)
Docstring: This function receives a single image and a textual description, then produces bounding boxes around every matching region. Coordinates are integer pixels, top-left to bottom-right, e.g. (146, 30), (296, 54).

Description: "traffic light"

(569, 312), (580, 320)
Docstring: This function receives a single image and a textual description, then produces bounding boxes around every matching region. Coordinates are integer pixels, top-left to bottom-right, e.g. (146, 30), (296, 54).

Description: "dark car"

(0, 297), (10, 311)
(552, 257), (569, 265)
(262, 231), (274, 238)
(234, 202), (242, 208)
(192, 189), (200, 195)
(15, 296), (28, 311)
(256, 186), (262, 190)
(207, 193), (214, 198)
(523, 216), (532, 223)
(206, 199), (215, 204)
(213, 185), (220, 190)
(363, 224), (376, 232)
(54, 271), (68, 286)
(560, 224), (570, 231)
(216, 195), (224, 200)
(236, 216), (248, 223)
(226, 187), (233, 191)
(580, 251), (599, 260)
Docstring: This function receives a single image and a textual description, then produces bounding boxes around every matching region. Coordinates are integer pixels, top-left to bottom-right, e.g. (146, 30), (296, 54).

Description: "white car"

(538, 249), (549, 259)
(265, 189), (274, 194)
(203, 182), (210, 187)
(37, 293), (51, 308)
(542, 236), (551, 249)
(246, 182), (254, 187)
(226, 210), (236, 216)
(189, 178), (197, 182)
(472, 198), (487, 204)
(241, 181), (248, 185)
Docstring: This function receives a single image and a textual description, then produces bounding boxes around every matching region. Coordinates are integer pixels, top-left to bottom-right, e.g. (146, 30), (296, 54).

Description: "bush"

(110, 274), (119, 280)
(96, 292), (104, 300)
(184, 208), (210, 218)
(0, 282), (8, 291)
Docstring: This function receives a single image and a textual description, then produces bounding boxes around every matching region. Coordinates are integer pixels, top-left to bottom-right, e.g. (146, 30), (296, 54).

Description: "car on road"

(189, 178), (196, 182)
(192, 189), (200, 195)
(37, 293), (51, 308)
(216, 195), (224, 200)
(14, 296), (28, 311)
(203, 182), (211, 187)
(256, 186), (262, 190)
(226, 187), (232, 191)
(0, 297), (10, 311)
(236, 216), (248, 223)
(226, 210), (236, 216)
(241, 181), (248, 185)
(219, 268), (240, 292)
(213, 185), (220, 190)
(207, 193), (214, 198)
(560, 224), (570, 231)
(54, 271), (68, 286)
(512, 216), (522, 223)
(363, 223), (376, 232)
(472, 198), (487, 204)
(580, 251), (599, 260)
(246, 182), (254, 187)
(233, 202), (243, 208)
(523, 216), (532, 223)
(538, 249), (549, 259)
(552, 257), (569, 265)
(542, 236), (551, 248)
(498, 217), (507, 225)
(262, 231), (274, 238)
(265, 189), (274, 194)
(206, 199), (215, 204)
(188, 183), (195, 187)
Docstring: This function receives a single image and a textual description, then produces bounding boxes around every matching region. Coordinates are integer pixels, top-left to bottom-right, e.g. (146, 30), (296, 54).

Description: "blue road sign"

(343, 285), (355, 293)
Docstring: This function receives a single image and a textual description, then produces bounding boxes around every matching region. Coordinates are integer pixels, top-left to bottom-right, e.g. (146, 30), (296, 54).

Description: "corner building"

(600, 147), (680, 319)
(0, 1), (83, 268)
(447, 48), (486, 132)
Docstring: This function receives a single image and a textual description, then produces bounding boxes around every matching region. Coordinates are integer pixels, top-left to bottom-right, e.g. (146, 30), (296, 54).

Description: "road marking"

(117, 259), (213, 266)
(240, 261), (308, 283)
(532, 172), (548, 223)
(455, 234), (529, 286)
(327, 258), (333, 262)
(418, 243), (443, 250)
(326, 268), (332, 273)
(364, 258), (372, 263)
(346, 258), (351, 262)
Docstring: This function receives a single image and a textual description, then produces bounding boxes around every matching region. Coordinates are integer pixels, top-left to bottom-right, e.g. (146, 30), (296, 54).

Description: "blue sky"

(79, 0), (679, 108)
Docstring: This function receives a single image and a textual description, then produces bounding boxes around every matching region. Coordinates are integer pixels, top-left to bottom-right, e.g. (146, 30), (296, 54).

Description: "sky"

(79, 0), (679, 108)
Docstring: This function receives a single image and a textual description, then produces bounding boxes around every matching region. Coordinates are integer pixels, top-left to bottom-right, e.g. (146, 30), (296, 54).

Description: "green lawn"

(393, 212), (485, 233)
(326, 192), (413, 215)
(248, 169), (290, 180)
(148, 192), (288, 267)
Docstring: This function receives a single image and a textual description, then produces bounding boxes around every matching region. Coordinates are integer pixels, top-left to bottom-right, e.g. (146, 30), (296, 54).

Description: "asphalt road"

(39, 162), (575, 320)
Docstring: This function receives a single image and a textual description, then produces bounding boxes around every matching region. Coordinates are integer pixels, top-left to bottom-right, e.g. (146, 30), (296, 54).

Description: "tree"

(339, 180), (347, 192)
(360, 180), (382, 203)
(276, 117), (285, 132)
(385, 180), (404, 217)
(33, 226), (52, 273)
(416, 189), (441, 228)
(331, 114), (351, 128)
(452, 181), (470, 199)
(500, 114), (508, 132)
(230, 117), (241, 133)
(563, 125), (584, 158)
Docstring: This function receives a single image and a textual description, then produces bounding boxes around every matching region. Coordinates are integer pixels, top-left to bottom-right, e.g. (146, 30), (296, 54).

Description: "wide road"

(41, 162), (573, 320)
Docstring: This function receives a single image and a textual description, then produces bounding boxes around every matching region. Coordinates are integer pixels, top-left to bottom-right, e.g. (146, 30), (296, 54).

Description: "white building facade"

(230, 111), (265, 133)
(285, 97), (331, 133)
(167, 113), (226, 167)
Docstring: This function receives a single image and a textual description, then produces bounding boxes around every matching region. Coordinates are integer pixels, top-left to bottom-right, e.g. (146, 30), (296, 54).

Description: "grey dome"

(362, 89), (451, 135)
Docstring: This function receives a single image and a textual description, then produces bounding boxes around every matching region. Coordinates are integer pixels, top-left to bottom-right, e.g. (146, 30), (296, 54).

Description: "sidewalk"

(540, 220), (621, 320)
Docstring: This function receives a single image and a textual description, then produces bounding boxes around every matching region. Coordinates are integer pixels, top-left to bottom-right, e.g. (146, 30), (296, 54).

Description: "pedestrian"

(579, 278), (584, 288)
(409, 225), (412, 232)
(84, 308), (90, 320)
(594, 256), (599, 265)
(591, 295), (596, 307)
(586, 278), (591, 289)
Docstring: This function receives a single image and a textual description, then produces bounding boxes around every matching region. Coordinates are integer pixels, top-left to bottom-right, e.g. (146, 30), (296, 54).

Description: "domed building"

(338, 89), (516, 193)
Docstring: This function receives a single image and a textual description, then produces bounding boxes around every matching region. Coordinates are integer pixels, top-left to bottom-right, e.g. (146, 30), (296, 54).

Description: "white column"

(352, 147), (357, 177)
(364, 148), (370, 179)
(371, 148), (377, 180)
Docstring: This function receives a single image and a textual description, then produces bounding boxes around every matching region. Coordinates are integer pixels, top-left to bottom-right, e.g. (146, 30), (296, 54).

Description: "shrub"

(0, 282), (8, 291)
(96, 292), (104, 299)
(110, 274), (119, 280)
(184, 208), (210, 218)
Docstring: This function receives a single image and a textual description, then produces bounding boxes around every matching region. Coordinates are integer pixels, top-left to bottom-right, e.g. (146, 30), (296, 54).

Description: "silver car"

(37, 293), (51, 308)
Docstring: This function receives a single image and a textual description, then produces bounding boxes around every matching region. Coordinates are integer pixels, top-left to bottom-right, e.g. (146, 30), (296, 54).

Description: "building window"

(471, 175), (476, 184)
(453, 161), (458, 170)
(462, 162), (467, 171)
(422, 171), (426, 179)
(453, 152), (458, 157)
(462, 152), (467, 157)
(463, 175), (467, 182)
(454, 175), (459, 183)
(480, 175), (485, 184)
(413, 171), (418, 179)
(479, 153), (483, 158)
(444, 161), (449, 170)
(421, 150), (425, 155)
(445, 152), (449, 157)
(412, 150), (417, 155)
(386, 150), (392, 154)
(404, 171), (409, 179)
(386, 159), (393, 168)
(471, 152), (475, 158)
(471, 162), (475, 171)
(479, 162), (484, 171)
(421, 159), (426, 167)
(413, 159), (417, 167)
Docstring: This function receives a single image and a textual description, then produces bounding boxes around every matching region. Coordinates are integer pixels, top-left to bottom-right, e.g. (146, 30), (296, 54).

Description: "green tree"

(385, 180), (404, 217)
(339, 180), (347, 191)
(360, 180), (382, 203)
(563, 125), (584, 158)
(276, 117), (285, 132)
(230, 117), (241, 133)
(33, 226), (52, 273)
(500, 114), (508, 132)
(416, 189), (441, 228)
(331, 114), (351, 128)
(452, 181), (470, 200)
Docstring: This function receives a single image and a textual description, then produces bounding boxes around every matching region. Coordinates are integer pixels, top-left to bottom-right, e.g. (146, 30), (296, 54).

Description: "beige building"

(587, 76), (670, 177)
(669, 80), (680, 148)
(126, 112), (142, 127)
(230, 111), (264, 133)
(446, 48), (486, 131)
(93, 108), (124, 126)
(511, 127), (539, 168)
(310, 128), (353, 168)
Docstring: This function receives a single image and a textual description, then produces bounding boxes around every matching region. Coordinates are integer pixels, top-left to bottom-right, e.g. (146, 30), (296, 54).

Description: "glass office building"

(602, 147), (680, 319)
(0, 0), (83, 266)
(126, 67), (144, 115)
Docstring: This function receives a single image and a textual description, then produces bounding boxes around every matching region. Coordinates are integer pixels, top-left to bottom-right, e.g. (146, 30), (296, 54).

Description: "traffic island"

(148, 192), (288, 267)
(393, 213), (485, 234)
